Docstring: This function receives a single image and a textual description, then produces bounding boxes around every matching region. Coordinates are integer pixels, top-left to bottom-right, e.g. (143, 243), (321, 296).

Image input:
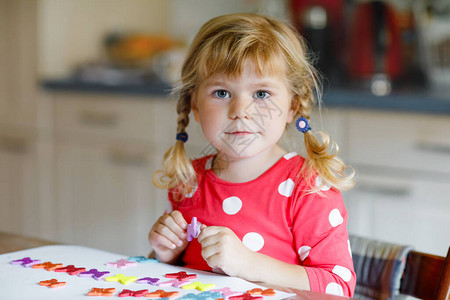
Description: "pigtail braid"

(302, 129), (355, 191)
(153, 94), (196, 198)
(290, 46), (354, 192)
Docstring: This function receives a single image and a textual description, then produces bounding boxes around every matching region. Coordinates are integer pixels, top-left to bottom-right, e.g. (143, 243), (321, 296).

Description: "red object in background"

(290, 0), (344, 34)
(290, 0), (345, 62)
(347, 1), (402, 80)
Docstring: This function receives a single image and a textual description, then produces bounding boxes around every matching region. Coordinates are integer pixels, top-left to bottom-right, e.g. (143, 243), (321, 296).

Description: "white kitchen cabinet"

(0, 129), (39, 237)
(344, 110), (450, 256)
(54, 137), (165, 255)
(344, 171), (450, 256)
(51, 93), (177, 255)
(347, 110), (450, 176)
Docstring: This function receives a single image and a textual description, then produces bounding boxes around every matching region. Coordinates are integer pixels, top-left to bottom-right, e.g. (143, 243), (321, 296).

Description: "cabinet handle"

(415, 141), (450, 155)
(0, 137), (29, 154)
(355, 182), (411, 197)
(108, 149), (148, 167)
(79, 110), (118, 127)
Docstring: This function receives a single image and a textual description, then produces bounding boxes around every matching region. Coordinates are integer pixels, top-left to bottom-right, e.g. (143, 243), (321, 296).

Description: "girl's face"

(191, 60), (296, 160)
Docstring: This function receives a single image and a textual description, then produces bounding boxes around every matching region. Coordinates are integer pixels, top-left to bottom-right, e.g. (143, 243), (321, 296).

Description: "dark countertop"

(41, 79), (450, 115)
(322, 88), (450, 115)
(42, 78), (172, 97)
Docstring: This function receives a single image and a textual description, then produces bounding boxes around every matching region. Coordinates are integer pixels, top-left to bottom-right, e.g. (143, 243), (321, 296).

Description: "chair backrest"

(399, 247), (450, 300)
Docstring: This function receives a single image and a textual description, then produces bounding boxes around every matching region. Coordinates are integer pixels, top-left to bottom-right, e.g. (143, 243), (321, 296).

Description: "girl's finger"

(153, 222), (184, 247)
(198, 233), (220, 249)
(200, 240), (220, 261)
(160, 214), (186, 240)
(170, 210), (188, 229)
(197, 226), (221, 243)
(149, 230), (177, 250)
(203, 252), (222, 270)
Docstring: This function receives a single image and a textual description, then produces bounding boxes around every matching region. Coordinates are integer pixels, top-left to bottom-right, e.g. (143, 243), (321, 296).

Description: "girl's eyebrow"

(205, 81), (227, 87)
(252, 80), (279, 88)
(204, 79), (280, 88)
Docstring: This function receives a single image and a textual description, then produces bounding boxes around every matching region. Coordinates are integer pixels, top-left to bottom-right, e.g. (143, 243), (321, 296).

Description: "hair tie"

(295, 117), (311, 133)
(176, 132), (188, 143)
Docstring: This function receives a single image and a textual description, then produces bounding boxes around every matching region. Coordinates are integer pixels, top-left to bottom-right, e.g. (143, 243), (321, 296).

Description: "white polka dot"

(283, 152), (298, 160)
(325, 282), (344, 296)
(329, 208), (344, 227)
(205, 157), (213, 170)
(315, 176), (331, 191)
(348, 240), (352, 257)
(278, 179), (294, 197)
(242, 232), (264, 252)
(298, 246), (311, 261)
(222, 196), (243, 215)
(185, 185), (198, 198)
(332, 265), (352, 282)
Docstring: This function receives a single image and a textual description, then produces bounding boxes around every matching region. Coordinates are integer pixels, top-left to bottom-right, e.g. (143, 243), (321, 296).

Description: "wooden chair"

(399, 247), (450, 300)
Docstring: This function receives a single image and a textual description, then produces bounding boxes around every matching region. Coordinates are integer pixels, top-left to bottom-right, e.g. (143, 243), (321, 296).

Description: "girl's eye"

(213, 90), (230, 99)
(254, 90), (270, 99)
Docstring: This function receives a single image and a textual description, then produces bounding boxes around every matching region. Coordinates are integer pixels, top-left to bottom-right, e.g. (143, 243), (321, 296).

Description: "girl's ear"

(191, 93), (200, 122)
(287, 95), (300, 124)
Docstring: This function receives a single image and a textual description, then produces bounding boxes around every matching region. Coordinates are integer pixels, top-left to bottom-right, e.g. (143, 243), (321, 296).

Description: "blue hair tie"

(176, 132), (188, 143)
(295, 117), (311, 133)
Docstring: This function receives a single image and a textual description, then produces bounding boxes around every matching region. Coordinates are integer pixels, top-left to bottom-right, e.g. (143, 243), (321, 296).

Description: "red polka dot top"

(168, 153), (356, 297)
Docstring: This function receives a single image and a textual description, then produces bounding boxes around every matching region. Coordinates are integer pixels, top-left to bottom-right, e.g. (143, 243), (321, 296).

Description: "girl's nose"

(228, 96), (251, 119)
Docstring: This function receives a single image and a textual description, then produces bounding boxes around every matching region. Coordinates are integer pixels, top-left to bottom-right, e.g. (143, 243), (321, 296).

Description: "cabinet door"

(55, 140), (167, 255)
(347, 110), (450, 175)
(0, 134), (39, 236)
(344, 172), (450, 256)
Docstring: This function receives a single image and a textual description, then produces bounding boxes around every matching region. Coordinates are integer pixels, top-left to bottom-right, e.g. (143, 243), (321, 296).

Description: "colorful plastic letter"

(211, 287), (242, 299)
(118, 289), (149, 297)
(78, 269), (110, 280)
(136, 277), (160, 285)
(179, 291), (223, 300)
(32, 262), (63, 271)
(182, 281), (216, 291)
(87, 287), (116, 296)
(54, 265), (86, 275)
(39, 279), (66, 288)
(105, 259), (137, 269)
(10, 257), (41, 267)
(158, 279), (190, 288)
(165, 271), (197, 281)
(145, 289), (180, 299)
(105, 274), (137, 285)
(187, 217), (201, 241)
(127, 256), (158, 263)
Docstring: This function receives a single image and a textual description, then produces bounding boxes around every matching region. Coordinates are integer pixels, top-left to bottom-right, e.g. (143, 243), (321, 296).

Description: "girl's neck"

(212, 145), (287, 183)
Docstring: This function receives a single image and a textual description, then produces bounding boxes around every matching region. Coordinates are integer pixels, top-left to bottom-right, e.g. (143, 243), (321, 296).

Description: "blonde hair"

(153, 13), (354, 197)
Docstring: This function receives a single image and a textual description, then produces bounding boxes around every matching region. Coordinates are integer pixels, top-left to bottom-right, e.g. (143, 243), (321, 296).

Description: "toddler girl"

(149, 13), (356, 297)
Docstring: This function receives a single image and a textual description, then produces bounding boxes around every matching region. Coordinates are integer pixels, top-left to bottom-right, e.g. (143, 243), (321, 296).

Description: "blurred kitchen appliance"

(290, 0), (346, 80)
(414, 1), (450, 92)
(347, 1), (402, 95)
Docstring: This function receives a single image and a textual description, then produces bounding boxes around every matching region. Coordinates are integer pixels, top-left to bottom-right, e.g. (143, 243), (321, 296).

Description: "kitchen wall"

(39, 0), (171, 78)
(38, 0), (289, 78)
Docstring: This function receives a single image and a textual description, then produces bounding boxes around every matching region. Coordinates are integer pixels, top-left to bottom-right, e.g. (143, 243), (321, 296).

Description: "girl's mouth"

(225, 131), (254, 136)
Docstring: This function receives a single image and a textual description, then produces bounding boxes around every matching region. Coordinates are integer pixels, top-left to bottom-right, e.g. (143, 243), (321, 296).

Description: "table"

(0, 231), (350, 299)
(0, 231), (57, 254)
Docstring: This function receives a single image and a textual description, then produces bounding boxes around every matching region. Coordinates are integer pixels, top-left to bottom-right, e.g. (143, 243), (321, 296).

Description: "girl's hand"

(148, 210), (188, 264)
(197, 226), (253, 278)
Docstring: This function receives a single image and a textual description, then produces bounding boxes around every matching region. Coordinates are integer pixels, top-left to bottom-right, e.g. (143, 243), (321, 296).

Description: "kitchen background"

(0, 0), (449, 257)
